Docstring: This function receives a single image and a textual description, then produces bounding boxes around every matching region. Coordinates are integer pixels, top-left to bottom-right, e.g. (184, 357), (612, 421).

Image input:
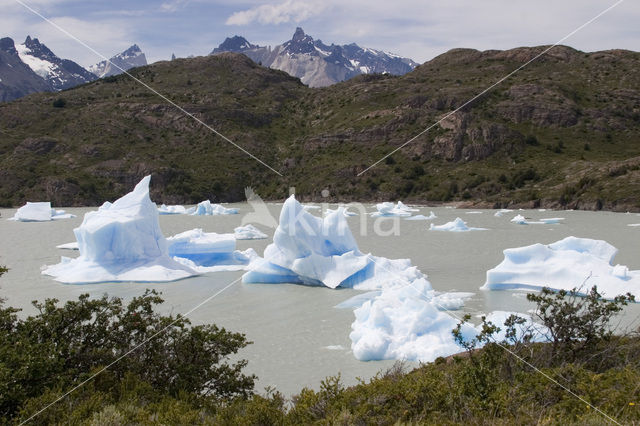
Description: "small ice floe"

(405, 211), (437, 221)
(539, 217), (564, 224)
(371, 201), (418, 217)
(191, 200), (238, 215)
(157, 204), (190, 215)
(510, 214), (528, 224)
(628, 223), (640, 227)
(481, 236), (640, 299)
(429, 217), (486, 232)
(511, 214), (563, 225)
(325, 345), (345, 351)
(302, 204), (321, 210)
(466, 211), (483, 214)
(56, 242), (79, 250)
(234, 224), (268, 240)
(494, 209), (513, 217)
(9, 202), (75, 222)
(167, 228), (256, 271)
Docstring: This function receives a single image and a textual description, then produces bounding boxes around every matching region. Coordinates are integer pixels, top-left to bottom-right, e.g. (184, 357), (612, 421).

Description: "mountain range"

(0, 46), (639, 211)
(1, 28), (414, 101)
(0, 37), (147, 102)
(211, 27), (418, 87)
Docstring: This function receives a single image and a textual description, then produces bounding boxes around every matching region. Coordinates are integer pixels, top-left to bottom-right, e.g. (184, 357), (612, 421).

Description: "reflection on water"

(1, 204), (639, 396)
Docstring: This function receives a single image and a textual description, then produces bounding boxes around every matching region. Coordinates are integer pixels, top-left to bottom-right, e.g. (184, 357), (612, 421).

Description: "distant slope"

(89, 44), (147, 78)
(0, 37), (52, 102)
(0, 46), (639, 211)
(211, 27), (417, 87)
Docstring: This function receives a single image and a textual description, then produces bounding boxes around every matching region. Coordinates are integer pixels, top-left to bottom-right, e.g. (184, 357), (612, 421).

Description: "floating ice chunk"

(243, 195), (478, 362)
(167, 228), (255, 270)
(8, 202), (76, 221)
(157, 204), (188, 215)
(482, 236), (640, 299)
(234, 224), (268, 240)
(57, 242), (79, 250)
(466, 211), (483, 214)
(405, 211), (437, 221)
(371, 201), (417, 217)
(302, 204), (321, 210)
(173, 248), (258, 273)
(494, 208), (513, 217)
(429, 217), (485, 232)
(191, 200), (238, 215)
(350, 279), (475, 362)
(325, 345), (345, 351)
(628, 223), (640, 227)
(510, 214), (528, 224)
(432, 292), (474, 310)
(540, 217), (564, 224)
(42, 176), (198, 284)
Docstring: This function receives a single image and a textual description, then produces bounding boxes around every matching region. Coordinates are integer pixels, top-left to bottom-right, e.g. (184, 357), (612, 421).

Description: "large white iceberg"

(234, 224), (268, 240)
(9, 202), (75, 222)
(371, 201), (418, 217)
(482, 236), (640, 299)
(429, 217), (485, 232)
(43, 176), (198, 284)
(191, 200), (238, 215)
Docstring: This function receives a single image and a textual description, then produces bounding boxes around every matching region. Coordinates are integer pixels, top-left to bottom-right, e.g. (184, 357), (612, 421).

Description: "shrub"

(0, 290), (255, 420)
(52, 98), (66, 108)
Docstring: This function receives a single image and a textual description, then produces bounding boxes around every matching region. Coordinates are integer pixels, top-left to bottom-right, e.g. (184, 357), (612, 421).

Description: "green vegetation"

(1, 258), (639, 424)
(0, 48), (639, 209)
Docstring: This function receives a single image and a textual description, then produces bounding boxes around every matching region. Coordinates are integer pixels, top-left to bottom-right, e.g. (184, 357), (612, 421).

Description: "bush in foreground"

(2, 260), (639, 425)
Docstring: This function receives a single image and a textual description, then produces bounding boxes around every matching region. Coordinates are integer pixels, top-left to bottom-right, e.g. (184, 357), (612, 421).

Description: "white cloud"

(160, 0), (190, 13)
(226, 0), (327, 26)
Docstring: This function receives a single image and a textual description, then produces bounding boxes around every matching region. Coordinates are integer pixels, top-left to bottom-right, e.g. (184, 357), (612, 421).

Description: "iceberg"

(244, 195), (488, 362)
(56, 242), (79, 250)
(510, 214), (528, 224)
(243, 195), (426, 290)
(157, 204), (190, 215)
(234, 224), (268, 240)
(539, 217), (564, 224)
(481, 236), (640, 299)
(167, 228), (255, 271)
(405, 211), (437, 221)
(371, 201), (418, 217)
(494, 208), (513, 217)
(42, 176), (198, 284)
(9, 202), (75, 221)
(191, 200), (238, 215)
(429, 217), (485, 232)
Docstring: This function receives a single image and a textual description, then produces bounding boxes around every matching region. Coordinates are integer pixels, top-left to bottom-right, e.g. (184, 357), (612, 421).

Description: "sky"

(2, 0), (639, 68)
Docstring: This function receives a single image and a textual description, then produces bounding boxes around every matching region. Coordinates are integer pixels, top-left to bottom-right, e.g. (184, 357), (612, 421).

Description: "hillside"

(0, 46), (639, 211)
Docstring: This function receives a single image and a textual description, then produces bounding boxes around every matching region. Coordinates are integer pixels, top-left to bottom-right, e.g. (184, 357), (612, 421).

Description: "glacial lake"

(1, 203), (640, 397)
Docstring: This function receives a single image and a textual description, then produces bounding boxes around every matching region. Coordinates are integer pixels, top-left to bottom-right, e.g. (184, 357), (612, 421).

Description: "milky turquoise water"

(1, 204), (639, 397)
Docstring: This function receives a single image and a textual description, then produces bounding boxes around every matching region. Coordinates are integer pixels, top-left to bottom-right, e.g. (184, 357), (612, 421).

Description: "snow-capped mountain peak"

(89, 44), (147, 78)
(14, 35), (96, 91)
(210, 27), (419, 87)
